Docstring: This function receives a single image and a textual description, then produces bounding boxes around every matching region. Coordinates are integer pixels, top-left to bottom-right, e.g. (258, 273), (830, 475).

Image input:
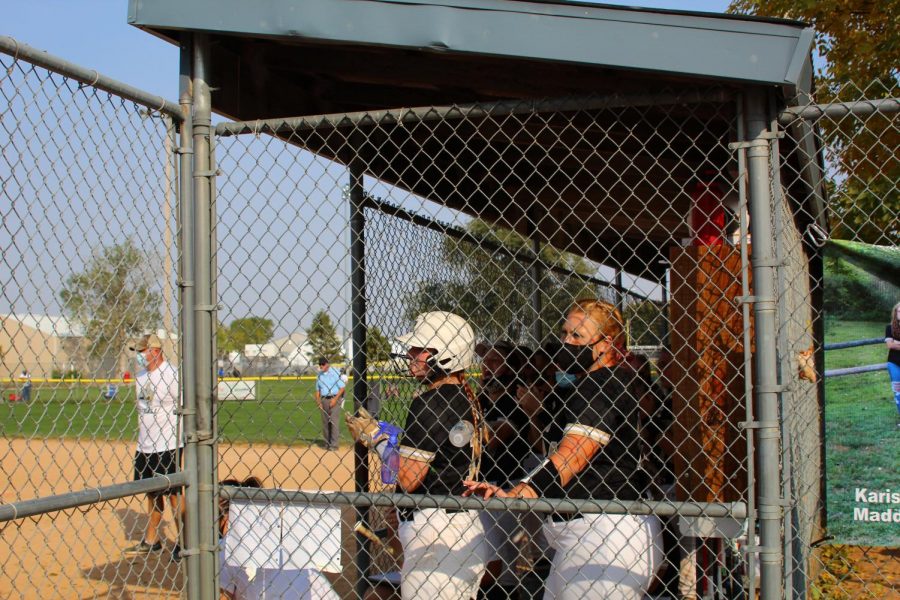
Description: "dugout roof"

(128, 0), (821, 279)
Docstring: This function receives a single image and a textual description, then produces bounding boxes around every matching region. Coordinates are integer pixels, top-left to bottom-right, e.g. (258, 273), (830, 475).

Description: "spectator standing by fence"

(315, 357), (345, 450)
(124, 333), (183, 559)
(885, 302), (900, 427)
(475, 341), (531, 598)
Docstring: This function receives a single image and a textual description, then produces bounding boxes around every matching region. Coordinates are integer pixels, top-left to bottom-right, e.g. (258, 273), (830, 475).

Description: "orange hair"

(569, 298), (627, 352)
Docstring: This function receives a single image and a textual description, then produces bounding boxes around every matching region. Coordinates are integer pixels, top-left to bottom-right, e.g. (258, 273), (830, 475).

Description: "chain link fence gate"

(1, 33), (897, 600)
(0, 37), (189, 599)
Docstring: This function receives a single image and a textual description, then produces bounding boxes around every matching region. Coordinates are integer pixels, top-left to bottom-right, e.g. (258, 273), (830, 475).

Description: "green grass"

(823, 319), (887, 370)
(0, 384), (137, 440)
(216, 379), (355, 445)
(823, 320), (898, 546)
(0, 378), (416, 447)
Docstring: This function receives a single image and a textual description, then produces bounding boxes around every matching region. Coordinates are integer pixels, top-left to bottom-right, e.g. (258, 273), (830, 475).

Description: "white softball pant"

(541, 513), (663, 600)
(397, 508), (489, 600)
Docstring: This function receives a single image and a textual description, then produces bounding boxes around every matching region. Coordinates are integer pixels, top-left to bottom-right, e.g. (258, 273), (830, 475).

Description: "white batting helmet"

(396, 311), (475, 374)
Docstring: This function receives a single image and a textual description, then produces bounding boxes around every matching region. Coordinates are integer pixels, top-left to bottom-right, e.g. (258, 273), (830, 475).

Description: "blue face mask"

(555, 371), (578, 389)
(135, 352), (148, 369)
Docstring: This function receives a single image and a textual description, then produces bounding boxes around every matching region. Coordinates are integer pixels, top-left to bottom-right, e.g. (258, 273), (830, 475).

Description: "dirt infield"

(0, 438), (358, 599)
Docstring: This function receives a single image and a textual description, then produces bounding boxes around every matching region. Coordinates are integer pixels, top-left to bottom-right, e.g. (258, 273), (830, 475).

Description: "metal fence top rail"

(214, 89), (734, 138)
(779, 97), (900, 123)
(220, 487), (748, 519)
(0, 473), (189, 523)
(0, 36), (183, 122)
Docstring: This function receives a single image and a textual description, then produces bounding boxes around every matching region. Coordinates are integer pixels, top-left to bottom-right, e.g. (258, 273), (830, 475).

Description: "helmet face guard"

(387, 351), (413, 378)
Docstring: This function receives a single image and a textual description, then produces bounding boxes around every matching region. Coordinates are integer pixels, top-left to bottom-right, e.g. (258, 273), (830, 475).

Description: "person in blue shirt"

(315, 357), (346, 450)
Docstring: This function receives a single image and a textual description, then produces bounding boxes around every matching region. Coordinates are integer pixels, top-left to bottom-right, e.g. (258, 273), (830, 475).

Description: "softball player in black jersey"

(347, 311), (489, 600)
(464, 299), (663, 600)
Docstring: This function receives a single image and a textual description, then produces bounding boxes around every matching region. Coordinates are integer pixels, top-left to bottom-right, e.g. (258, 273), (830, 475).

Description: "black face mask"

(554, 342), (598, 375)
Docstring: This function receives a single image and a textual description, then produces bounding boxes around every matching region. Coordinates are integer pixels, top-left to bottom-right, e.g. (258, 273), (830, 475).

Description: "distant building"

(273, 332), (315, 373)
(226, 331), (355, 376)
(241, 332), (318, 375)
(0, 314), (177, 378)
(0, 314), (85, 378)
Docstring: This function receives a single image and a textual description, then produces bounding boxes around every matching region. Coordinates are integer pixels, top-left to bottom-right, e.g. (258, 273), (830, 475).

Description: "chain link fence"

(1, 34), (897, 600)
(0, 37), (186, 598)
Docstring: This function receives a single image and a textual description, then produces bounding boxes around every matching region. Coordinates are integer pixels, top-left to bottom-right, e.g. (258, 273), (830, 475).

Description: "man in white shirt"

(124, 333), (183, 558)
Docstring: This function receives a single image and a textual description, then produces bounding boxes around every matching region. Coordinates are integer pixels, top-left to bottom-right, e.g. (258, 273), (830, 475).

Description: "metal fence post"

(770, 97), (801, 600)
(192, 33), (217, 600)
(178, 37), (201, 600)
(745, 88), (785, 600)
(735, 94), (758, 600)
(349, 159), (372, 598)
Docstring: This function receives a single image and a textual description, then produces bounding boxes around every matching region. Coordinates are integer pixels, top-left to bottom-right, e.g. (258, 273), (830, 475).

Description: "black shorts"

(134, 449), (181, 496)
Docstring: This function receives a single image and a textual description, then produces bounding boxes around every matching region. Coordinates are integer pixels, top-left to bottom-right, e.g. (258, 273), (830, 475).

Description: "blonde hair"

(569, 298), (627, 350)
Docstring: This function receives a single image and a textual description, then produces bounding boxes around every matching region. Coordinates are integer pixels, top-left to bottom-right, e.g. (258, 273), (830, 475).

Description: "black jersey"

(887, 325), (900, 367)
(400, 383), (475, 499)
(479, 391), (530, 486)
(550, 367), (645, 501)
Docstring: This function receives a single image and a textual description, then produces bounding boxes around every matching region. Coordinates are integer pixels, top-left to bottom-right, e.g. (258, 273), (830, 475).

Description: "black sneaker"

(124, 540), (163, 556)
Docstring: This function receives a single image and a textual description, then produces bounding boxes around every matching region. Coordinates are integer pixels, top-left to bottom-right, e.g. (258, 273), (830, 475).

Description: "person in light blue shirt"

(315, 357), (346, 450)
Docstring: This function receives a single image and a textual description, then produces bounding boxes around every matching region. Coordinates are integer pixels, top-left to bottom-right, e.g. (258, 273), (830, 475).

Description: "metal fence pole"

(745, 89), (785, 600)
(178, 38), (201, 600)
(770, 97), (800, 600)
(615, 269), (624, 311)
(209, 107), (221, 552)
(349, 159), (372, 598)
(192, 33), (217, 600)
(164, 118), (176, 337)
(735, 94), (758, 600)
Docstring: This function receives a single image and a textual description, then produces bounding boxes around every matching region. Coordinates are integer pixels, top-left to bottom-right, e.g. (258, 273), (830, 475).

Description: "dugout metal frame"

(3, 2), (900, 598)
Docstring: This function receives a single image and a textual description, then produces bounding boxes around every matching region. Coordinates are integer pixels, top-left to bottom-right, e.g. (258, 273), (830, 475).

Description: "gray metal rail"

(215, 89), (733, 137)
(824, 338), (883, 351)
(219, 487), (748, 519)
(0, 36), (182, 122)
(824, 363), (887, 378)
(780, 97), (900, 124)
(0, 473), (189, 523)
